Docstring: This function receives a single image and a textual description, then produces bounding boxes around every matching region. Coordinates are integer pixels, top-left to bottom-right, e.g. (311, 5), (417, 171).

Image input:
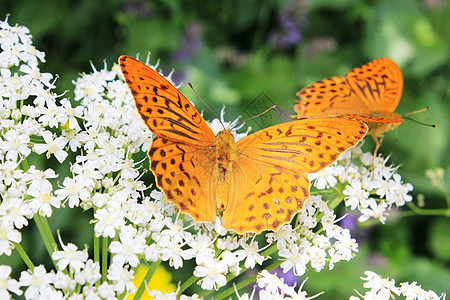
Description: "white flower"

(359, 199), (388, 223)
(109, 226), (146, 267)
(400, 281), (440, 300)
(333, 228), (358, 261)
(0, 197), (32, 228)
(59, 98), (83, 130)
(34, 130), (68, 162)
(26, 166), (57, 193)
(187, 233), (215, 265)
(279, 243), (309, 276)
(343, 180), (370, 210)
(19, 64), (53, 88)
(52, 271), (74, 290)
(0, 129), (31, 161)
(52, 240), (88, 273)
(160, 238), (195, 269)
(388, 174), (413, 206)
(0, 219), (21, 255)
(159, 218), (192, 244)
(281, 278), (324, 300)
(193, 258), (228, 290)
(235, 239), (267, 269)
(94, 206), (125, 238)
(36, 102), (64, 128)
(307, 245), (327, 272)
(221, 250), (242, 276)
(148, 289), (179, 300)
(308, 165), (338, 189)
(0, 265), (22, 297)
(217, 235), (239, 251)
(55, 175), (92, 208)
(19, 265), (54, 299)
(360, 271), (401, 298)
(257, 270), (283, 295)
(74, 259), (101, 286)
(266, 224), (298, 250)
(27, 188), (60, 217)
(97, 281), (116, 299)
(106, 263), (136, 294)
(144, 243), (161, 262)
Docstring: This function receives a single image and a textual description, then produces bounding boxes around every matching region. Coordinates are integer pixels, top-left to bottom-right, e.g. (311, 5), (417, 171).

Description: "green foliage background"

(1, 0), (449, 298)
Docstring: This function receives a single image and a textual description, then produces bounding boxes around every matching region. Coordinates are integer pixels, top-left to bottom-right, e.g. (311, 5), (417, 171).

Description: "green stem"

(328, 193), (344, 210)
(13, 242), (34, 271)
(40, 215), (58, 251)
(33, 214), (58, 269)
(102, 236), (108, 282)
(405, 202), (449, 216)
(178, 274), (200, 295)
(94, 234), (100, 286)
(133, 260), (161, 300)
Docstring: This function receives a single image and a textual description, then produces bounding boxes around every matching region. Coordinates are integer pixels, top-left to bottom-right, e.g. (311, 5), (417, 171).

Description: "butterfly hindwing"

(224, 160), (310, 234)
(295, 76), (373, 117)
(149, 137), (217, 222)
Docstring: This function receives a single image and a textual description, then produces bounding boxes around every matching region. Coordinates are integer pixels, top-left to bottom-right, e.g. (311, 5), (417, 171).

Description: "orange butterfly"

(119, 55), (368, 234)
(294, 57), (403, 161)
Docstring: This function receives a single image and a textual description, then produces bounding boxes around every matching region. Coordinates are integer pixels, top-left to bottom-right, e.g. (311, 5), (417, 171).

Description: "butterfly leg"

(371, 135), (384, 178)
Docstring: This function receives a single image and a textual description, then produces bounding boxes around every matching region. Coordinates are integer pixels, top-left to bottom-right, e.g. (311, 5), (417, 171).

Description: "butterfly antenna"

(402, 106), (436, 128)
(188, 82), (224, 128)
(232, 105), (277, 130)
(403, 106), (429, 116)
(403, 117), (437, 128)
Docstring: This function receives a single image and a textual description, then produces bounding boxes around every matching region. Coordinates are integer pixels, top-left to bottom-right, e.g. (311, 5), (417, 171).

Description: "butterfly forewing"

(236, 118), (368, 173)
(346, 57), (403, 113)
(119, 55), (215, 146)
(222, 118), (368, 233)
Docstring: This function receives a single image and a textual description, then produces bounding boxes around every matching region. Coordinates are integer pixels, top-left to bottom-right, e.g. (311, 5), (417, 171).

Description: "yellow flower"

(127, 264), (176, 299)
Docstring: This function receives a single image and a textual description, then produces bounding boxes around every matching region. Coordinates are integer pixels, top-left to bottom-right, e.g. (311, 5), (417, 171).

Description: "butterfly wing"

(222, 118), (368, 234)
(346, 57), (403, 114)
(119, 55), (215, 145)
(294, 58), (403, 123)
(120, 55), (217, 222)
(295, 76), (374, 117)
(149, 137), (217, 222)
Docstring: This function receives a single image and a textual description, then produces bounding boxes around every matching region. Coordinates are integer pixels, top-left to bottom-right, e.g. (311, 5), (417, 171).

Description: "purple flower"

(269, 0), (308, 50)
(173, 23), (203, 62)
(171, 23), (204, 84)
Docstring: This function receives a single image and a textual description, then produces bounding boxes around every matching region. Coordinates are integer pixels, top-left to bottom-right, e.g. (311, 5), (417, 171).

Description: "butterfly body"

(366, 113), (403, 137)
(120, 55), (368, 234)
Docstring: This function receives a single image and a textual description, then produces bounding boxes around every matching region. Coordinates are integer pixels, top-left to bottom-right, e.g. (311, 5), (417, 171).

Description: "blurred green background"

(2, 0), (449, 298)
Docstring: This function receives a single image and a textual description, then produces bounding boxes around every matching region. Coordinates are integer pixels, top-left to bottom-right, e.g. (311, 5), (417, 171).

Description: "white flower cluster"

(309, 146), (414, 224)
(351, 271), (446, 300)
(245, 270), (322, 299)
(0, 16), (444, 300)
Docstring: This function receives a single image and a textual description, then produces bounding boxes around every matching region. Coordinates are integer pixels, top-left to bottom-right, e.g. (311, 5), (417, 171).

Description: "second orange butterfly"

(294, 57), (404, 160)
